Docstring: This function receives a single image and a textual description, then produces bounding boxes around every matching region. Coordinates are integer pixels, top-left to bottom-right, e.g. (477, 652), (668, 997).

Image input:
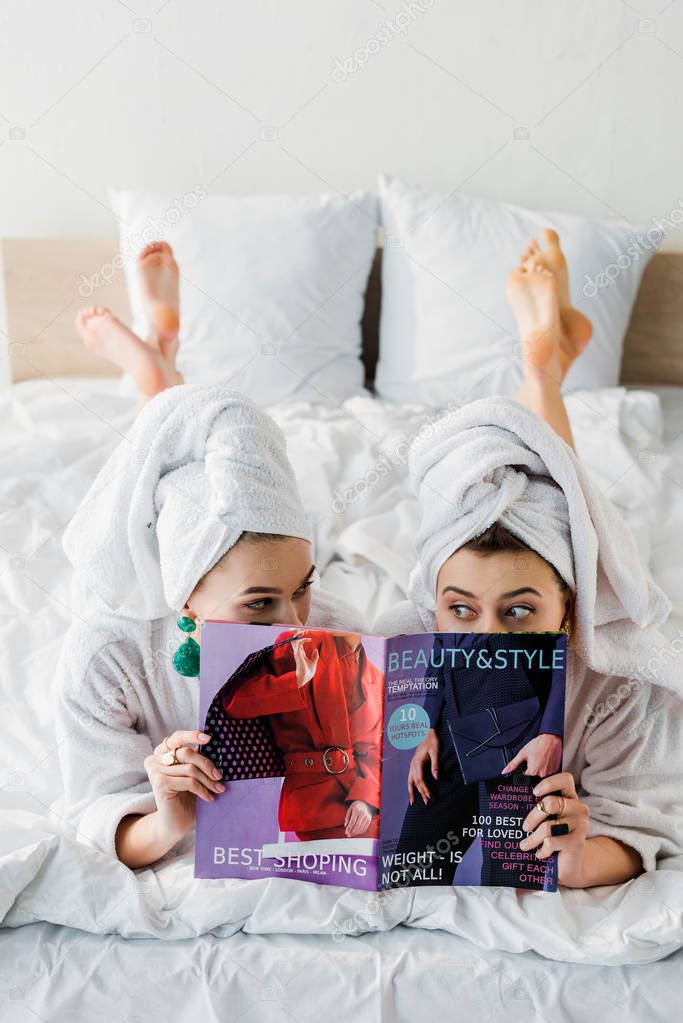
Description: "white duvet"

(2, 378), (683, 966)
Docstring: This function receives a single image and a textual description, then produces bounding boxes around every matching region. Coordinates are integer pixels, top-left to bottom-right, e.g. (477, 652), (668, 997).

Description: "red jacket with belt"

(221, 630), (383, 833)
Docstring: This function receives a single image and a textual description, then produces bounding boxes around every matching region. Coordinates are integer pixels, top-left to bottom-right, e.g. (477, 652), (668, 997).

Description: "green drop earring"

(173, 615), (200, 678)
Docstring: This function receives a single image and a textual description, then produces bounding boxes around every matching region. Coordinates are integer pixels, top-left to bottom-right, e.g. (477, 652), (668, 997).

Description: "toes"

(139, 242), (163, 260)
(76, 305), (100, 326)
(76, 305), (110, 337)
(542, 227), (560, 248)
(139, 241), (173, 260)
(520, 242), (539, 267)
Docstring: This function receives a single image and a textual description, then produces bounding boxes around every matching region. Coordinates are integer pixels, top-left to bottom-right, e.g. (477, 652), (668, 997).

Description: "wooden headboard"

(3, 239), (131, 383)
(4, 238), (683, 387)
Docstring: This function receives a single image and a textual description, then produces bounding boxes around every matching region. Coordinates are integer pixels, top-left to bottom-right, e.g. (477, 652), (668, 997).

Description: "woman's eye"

(293, 580), (315, 599)
(245, 598), (270, 611)
(505, 605), (533, 620)
(450, 604), (475, 619)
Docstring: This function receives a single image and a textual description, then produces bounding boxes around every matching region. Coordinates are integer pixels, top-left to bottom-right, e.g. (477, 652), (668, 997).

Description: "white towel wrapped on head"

(407, 396), (676, 692)
(63, 385), (311, 620)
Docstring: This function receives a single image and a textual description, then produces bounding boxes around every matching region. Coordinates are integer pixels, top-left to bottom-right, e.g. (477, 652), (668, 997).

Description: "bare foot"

(506, 265), (566, 384)
(519, 228), (592, 369)
(76, 306), (181, 397)
(137, 242), (180, 361)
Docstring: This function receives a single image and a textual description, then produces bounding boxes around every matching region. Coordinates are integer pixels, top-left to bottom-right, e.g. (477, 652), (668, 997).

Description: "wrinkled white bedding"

(2, 378), (683, 975)
(2, 922), (681, 1023)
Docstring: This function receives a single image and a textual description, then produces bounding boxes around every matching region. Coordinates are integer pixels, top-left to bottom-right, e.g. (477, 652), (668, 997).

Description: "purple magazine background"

(378, 632), (565, 892)
(195, 621), (387, 890)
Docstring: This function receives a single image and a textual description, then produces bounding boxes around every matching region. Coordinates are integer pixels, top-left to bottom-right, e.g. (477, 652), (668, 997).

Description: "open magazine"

(195, 624), (566, 892)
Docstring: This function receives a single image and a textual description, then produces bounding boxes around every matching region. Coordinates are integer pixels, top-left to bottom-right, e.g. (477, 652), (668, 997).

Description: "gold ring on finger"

(536, 799), (551, 818)
(161, 746), (181, 766)
(556, 796), (566, 817)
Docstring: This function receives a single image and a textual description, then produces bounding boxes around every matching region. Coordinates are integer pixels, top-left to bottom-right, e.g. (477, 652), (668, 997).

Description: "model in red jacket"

(222, 630), (383, 841)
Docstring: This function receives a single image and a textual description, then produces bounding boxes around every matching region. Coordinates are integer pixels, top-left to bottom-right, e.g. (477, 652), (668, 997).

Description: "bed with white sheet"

(2, 188), (683, 1019)
(2, 375), (683, 1020)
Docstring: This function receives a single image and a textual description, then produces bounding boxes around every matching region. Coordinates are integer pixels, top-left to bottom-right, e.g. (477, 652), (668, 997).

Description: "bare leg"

(76, 306), (182, 399)
(508, 230), (593, 452)
(507, 265), (576, 450)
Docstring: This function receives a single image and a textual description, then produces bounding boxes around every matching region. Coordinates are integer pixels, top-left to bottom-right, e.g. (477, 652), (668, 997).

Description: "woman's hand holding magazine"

(117, 730), (226, 869)
(520, 772), (590, 886)
(519, 771), (640, 887)
(145, 730), (226, 838)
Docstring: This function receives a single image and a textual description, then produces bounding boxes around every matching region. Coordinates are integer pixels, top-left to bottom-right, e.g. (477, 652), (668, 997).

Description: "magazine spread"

(195, 624), (566, 893)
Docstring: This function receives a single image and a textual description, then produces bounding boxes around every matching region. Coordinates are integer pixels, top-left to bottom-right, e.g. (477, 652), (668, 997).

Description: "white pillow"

(110, 189), (379, 406)
(376, 175), (658, 406)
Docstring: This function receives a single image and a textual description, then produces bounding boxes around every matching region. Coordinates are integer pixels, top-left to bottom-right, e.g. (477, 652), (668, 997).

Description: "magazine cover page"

(195, 622), (387, 889)
(378, 632), (566, 892)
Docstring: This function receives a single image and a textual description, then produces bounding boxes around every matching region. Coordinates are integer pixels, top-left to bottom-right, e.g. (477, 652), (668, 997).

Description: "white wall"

(1, 0), (682, 247)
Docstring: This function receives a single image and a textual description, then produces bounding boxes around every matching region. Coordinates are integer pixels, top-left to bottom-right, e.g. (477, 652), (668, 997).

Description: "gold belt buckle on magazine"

(322, 746), (350, 775)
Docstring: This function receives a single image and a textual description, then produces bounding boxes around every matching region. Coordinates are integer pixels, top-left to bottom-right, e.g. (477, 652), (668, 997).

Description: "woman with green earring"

(53, 385), (362, 870)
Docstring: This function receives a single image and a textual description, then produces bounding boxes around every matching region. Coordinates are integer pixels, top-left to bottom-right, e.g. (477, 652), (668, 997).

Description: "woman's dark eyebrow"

(500, 587), (542, 599)
(442, 585), (477, 598)
(442, 584), (543, 600)
(240, 565), (316, 597)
